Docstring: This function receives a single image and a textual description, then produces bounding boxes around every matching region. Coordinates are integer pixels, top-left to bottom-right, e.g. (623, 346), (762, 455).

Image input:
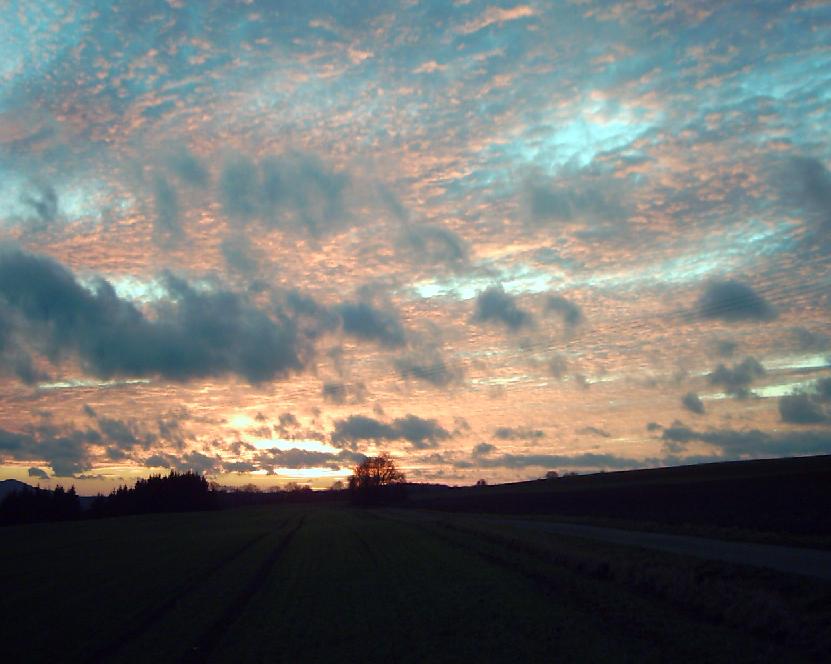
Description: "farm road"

(501, 518), (831, 580)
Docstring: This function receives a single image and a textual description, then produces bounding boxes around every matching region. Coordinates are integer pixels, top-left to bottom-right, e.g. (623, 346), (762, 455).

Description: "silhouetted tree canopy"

(90, 470), (215, 517)
(348, 453), (406, 505)
(0, 484), (80, 525)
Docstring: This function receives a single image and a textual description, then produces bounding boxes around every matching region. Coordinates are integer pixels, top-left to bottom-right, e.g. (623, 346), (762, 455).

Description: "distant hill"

(0, 479), (33, 501)
(409, 454), (831, 538)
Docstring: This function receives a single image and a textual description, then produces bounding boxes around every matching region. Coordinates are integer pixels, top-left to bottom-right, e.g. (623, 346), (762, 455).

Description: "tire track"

(84, 526), (278, 664)
(183, 515), (305, 663)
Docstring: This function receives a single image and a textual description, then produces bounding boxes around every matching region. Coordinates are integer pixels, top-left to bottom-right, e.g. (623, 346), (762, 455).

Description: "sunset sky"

(1, 0), (830, 492)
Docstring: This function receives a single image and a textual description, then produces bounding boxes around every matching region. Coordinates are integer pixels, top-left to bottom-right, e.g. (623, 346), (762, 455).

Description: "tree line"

(0, 484), (81, 525)
(1, 453), (412, 525)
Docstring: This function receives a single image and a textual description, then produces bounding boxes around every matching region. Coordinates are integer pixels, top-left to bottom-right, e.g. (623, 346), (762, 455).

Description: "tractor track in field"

(83, 524), (281, 664)
(182, 515), (306, 664)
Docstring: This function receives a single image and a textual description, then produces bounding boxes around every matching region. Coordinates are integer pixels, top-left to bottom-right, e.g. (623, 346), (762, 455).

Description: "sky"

(1, 0), (831, 493)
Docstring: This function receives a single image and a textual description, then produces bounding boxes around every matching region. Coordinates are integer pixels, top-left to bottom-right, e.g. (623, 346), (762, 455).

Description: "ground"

(1, 505), (829, 663)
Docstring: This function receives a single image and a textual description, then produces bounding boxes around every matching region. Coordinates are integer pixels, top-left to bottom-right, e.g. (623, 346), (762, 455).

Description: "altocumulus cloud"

(0, 249), (305, 383)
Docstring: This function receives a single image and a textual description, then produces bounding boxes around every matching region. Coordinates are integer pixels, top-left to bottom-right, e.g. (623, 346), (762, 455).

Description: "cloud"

(524, 169), (629, 229)
(142, 451), (221, 475)
(790, 156), (831, 232)
(167, 148), (209, 188)
(681, 392), (705, 415)
(336, 301), (406, 347)
(394, 351), (462, 387)
(20, 182), (58, 229)
(547, 353), (568, 379)
(393, 414), (450, 449)
(97, 417), (143, 450)
(0, 249), (305, 383)
(153, 175), (181, 243)
(662, 425), (831, 457)
(791, 327), (830, 352)
(220, 236), (259, 275)
(458, 5), (536, 35)
(321, 381), (367, 404)
(330, 413), (449, 450)
(697, 281), (776, 322)
(331, 415), (398, 449)
(708, 357), (765, 397)
(472, 285), (532, 331)
(576, 426), (610, 438)
(545, 295), (583, 327)
(254, 447), (365, 471)
(0, 424), (99, 477)
(221, 152), (349, 235)
(472, 442), (496, 456)
(27, 467), (49, 480)
(468, 452), (639, 470)
(778, 393), (828, 424)
(399, 225), (468, 266)
(494, 426), (545, 440)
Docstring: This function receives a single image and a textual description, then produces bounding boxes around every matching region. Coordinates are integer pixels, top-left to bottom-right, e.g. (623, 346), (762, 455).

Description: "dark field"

(2, 505), (830, 663)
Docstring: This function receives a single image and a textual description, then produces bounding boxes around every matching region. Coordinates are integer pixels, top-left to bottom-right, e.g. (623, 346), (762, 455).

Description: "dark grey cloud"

(791, 156), (831, 231)
(142, 451), (220, 475)
(494, 426), (545, 440)
(394, 351), (461, 387)
(0, 249), (305, 383)
(697, 281), (776, 322)
(547, 353), (568, 379)
(220, 156), (260, 220)
(331, 413), (450, 450)
(399, 224), (468, 266)
(681, 392), (705, 415)
(815, 377), (831, 401)
(20, 182), (58, 230)
(261, 153), (348, 235)
(220, 236), (259, 275)
(393, 414), (450, 449)
(0, 424), (99, 477)
(153, 175), (181, 242)
(321, 381), (367, 404)
(791, 327), (830, 352)
(778, 393), (828, 424)
(221, 152), (348, 235)
(545, 295), (582, 327)
(331, 415), (398, 448)
(168, 148), (209, 188)
(254, 447), (365, 471)
(472, 442), (496, 456)
(336, 301), (406, 347)
(708, 357), (765, 397)
(525, 171), (627, 227)
(27, 467), (48, 480)
(662, 424), (831, 458)
(714, 338), (738, 358)
(468, 452), (638, 470)
(97, 418), (141, 449)
(646, 422), (662, 432)
(223, 460), (257, 473)
(472, 285), (532, 331)
(322, 381), (348, 404)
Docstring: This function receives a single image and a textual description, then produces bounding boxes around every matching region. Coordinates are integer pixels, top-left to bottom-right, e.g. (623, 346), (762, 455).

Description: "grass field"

(2, 505), (829, 663)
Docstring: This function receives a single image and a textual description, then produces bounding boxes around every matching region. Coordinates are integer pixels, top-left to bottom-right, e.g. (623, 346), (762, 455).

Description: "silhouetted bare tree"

(348, 453), (406, 505)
